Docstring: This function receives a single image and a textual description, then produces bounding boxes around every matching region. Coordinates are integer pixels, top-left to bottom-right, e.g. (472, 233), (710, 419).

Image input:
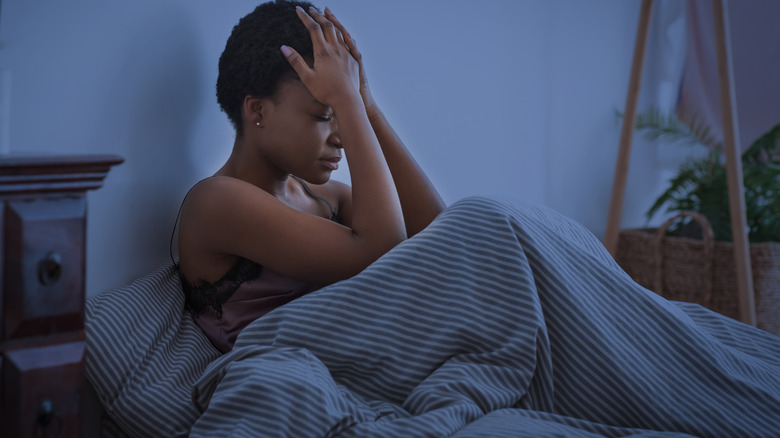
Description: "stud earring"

(256, 122), (260, 126)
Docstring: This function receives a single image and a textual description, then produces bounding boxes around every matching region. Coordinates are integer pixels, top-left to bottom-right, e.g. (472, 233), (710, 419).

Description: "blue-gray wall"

(1, 0), (671, 296)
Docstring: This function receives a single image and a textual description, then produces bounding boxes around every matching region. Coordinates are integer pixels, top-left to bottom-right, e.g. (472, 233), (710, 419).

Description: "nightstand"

(0, 154), (122, 438)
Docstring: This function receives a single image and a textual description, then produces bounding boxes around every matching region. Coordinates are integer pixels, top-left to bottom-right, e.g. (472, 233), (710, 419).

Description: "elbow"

(405, 202), (445, 238)
(369, 228), (407, 259)
(356, 227), (406, 266)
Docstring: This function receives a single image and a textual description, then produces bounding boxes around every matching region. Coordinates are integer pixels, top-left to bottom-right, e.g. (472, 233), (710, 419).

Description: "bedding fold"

(189, 197), (780, 437)
(86, 197), (780, 438)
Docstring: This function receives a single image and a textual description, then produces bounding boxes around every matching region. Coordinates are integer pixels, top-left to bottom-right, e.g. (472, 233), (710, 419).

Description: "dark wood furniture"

(0, 154), (122, 438)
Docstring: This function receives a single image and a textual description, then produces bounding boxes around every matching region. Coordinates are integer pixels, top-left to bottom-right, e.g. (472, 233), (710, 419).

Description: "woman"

(177, 0), (445, 352)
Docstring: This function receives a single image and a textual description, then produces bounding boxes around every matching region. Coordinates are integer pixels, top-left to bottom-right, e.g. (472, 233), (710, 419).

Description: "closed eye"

(315, 114), (333, 122)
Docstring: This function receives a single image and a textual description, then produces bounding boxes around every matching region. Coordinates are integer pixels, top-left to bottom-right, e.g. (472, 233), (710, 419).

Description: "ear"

(242, 95), (265, 128)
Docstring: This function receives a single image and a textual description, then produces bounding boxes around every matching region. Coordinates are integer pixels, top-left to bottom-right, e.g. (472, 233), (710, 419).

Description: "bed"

(85, 197), (780, 437)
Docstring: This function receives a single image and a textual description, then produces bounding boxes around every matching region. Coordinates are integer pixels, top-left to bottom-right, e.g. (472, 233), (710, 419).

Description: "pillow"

(85, 262), (221, 438)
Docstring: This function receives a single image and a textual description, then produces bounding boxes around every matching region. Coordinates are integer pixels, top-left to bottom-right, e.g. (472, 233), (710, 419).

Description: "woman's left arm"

(326, 8), (446, 237)
(365, 106), (446, 237)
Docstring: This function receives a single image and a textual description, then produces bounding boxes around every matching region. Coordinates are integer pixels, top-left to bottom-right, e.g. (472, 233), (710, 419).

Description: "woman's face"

(257, 79), (343, 184)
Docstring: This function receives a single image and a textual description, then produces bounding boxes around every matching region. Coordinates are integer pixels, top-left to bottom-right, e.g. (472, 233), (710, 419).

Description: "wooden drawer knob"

(38, 251), (63, 286)
(36, 399), (63, 436)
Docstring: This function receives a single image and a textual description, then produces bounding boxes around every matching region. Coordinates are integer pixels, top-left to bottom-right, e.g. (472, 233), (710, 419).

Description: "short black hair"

(216, 0), (316, 134)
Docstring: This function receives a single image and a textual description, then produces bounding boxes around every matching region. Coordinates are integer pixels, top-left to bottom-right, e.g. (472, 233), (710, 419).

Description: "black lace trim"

(181, 258), (263, 316)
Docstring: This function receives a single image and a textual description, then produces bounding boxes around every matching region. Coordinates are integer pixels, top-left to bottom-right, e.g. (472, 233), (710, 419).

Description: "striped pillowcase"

(85, 262), (220, 437)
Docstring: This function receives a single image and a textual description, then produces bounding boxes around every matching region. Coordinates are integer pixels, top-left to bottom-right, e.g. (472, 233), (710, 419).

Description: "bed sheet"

(86, 197), (780, 437)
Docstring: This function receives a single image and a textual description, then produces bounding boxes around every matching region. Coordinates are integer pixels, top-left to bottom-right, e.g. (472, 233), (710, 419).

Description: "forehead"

(274, 79), (327, 109)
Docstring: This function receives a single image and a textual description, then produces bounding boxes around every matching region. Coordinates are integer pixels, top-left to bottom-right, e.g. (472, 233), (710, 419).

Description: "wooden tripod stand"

(603, 0), (756, 326)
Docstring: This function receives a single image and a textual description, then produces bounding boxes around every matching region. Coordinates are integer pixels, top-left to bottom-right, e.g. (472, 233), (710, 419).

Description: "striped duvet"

(86, 197), (780, 437)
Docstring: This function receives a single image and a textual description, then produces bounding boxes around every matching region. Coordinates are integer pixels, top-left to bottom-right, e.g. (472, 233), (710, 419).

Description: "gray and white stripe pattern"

(86, 260), (221, 436)
(87, 197), (780, 437)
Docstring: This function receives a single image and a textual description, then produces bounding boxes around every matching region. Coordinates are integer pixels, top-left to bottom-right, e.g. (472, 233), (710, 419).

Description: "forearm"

(368, 109), (446, 236)
(334, 98), (406, 246)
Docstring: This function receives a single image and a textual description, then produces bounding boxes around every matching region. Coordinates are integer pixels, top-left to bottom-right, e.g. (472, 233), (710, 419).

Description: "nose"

(327, 117), (343, 149)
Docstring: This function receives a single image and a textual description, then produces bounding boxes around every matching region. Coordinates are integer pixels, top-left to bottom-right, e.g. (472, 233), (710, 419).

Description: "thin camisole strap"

(291, 175), (340, 220)
(170, 177), (214, 268)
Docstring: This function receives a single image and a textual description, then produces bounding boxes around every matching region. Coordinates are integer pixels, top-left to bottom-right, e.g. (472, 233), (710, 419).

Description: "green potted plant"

(615, 108), (780, 336)
(634, 108), (780, 243)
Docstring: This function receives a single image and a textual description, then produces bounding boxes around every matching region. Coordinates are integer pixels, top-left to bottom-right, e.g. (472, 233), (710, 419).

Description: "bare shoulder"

(187, 175), (260, 199)
(183, 176), (272, 215)
(180, 176), (285, 247)
(177, 176), (277, 280)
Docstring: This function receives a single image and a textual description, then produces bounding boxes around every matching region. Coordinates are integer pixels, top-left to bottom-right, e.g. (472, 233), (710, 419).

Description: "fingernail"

(309, 6), (317, 13)
(280, 45), (292, 57)
(295, 5), (303, 12)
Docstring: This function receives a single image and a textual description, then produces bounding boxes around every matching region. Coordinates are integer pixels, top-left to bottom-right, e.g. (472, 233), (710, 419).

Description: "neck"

(216, 135), (290, 197)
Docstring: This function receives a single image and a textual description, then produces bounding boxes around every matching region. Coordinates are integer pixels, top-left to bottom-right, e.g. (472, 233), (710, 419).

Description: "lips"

(321, 156), (341, 171)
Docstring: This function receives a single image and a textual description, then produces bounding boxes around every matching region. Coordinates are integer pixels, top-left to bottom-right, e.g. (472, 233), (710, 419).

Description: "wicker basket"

(616, 212), (780, 336)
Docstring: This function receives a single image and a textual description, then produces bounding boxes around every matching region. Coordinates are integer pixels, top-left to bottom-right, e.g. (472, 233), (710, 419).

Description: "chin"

(313, 173), (332, 185)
